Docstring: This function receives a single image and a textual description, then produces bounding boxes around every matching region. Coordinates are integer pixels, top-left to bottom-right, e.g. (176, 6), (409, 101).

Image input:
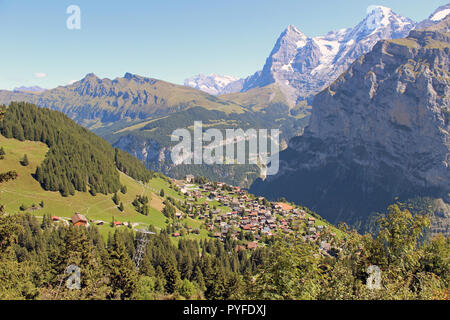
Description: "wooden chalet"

(71, 213), (89, 227)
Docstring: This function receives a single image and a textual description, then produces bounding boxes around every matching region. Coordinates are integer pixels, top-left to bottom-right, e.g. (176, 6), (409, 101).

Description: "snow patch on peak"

(366, 5), (391, 15)
(286, 24), (301, 34)
(184, 74), (241, 95)
(431, 8), (450, 21)
(365, 5), (391, 29)
(282, 24), (309, 43)
(296, 39), (307, 48)
(13, 86), (46, 93)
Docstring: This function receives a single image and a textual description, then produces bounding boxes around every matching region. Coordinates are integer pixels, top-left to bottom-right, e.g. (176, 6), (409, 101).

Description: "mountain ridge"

(186, 5), (449, 106)
(0, 72), (246, 129)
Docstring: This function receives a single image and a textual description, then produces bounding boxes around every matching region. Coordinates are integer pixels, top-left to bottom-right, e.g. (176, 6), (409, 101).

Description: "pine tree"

(154, 266), (166, 294)
(180, 278), (195, 299)
(118, 202), (124, 212)
(163, 258), (182, 295)
(61, 180), (70, 197)
(193, 265), (206, 291)
(50, 225), (110, 299)
(106, 231), (138, 300)
(0, 211), (38, 299)
(112, 193), (120, 205)
(205, 262), (226, 300)
(139, 257), (155, 277)
(136, 276), (155, 300)
(21, 154), (29, 166)
(41, 213), (52, 230)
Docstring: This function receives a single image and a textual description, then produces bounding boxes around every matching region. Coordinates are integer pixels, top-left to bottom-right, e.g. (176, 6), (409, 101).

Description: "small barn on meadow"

(71, 213), (89, 227)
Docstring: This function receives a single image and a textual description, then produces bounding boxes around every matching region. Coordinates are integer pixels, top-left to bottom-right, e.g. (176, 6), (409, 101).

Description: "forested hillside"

(0, 102), (153, 196)
(0, 205), (448, 300)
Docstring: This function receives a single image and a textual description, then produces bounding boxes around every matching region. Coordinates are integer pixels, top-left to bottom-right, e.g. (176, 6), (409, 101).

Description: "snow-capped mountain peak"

(349, 5), (414, 40)
(13, 86), (46, 93)
(184, 74), (241, 95)
(185, 5), (446, 104)
(430, 8), (450, 21)
(430, 5), (450, 21)
(415, 4), (450, 30)
(282, 25), (309, 48)
(365, 5), (392, 29)
(239, 5), (415, 105)
(285, 24), (301, 34)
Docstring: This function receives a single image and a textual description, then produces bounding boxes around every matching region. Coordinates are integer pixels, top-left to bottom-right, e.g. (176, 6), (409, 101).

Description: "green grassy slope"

(0, 134), (208, 239)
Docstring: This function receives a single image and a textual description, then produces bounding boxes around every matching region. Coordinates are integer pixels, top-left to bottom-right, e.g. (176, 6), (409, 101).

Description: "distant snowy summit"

(416, 3), (450, 29)
(184, 74), (242, 96)
(184, 4), (447, 104)
(13, 86), (46, 93)
(430, 4), (450, 21)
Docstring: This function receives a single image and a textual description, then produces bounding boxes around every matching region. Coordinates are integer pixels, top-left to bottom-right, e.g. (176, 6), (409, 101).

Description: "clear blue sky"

(0, 0), (447, 90)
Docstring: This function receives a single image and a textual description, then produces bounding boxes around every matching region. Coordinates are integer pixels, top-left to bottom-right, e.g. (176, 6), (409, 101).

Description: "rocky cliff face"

(251, 18), (450, 235)
(113, 134), (170, 170)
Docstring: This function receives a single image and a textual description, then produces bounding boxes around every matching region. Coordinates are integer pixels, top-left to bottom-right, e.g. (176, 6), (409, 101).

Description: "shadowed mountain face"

(251, 18), (450, 234)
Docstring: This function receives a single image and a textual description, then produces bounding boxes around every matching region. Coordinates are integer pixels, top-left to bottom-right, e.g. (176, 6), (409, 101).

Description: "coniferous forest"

(0, 102), (153, 196)
(0, 207), (448, 300)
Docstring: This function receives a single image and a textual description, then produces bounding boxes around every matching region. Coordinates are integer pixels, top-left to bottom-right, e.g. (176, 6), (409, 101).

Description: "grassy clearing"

(0, 135), (166, 228)
(147, 177), (184, 201)
(114, 116), (169, 134)
(0, 134), (212, 242)
(389, 38), (420, 49)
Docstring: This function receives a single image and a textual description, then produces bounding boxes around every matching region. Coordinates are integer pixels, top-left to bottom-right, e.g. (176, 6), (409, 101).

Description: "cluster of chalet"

(174, 176), (337, 251)
(51, 213), (138, 229)
(48, 175), (337, 255)
(50, 213), (89, 227)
